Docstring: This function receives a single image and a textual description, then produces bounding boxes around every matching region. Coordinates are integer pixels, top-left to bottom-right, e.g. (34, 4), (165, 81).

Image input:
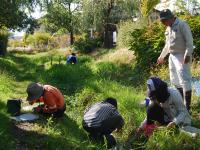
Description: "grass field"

(0, 48), (200, 150)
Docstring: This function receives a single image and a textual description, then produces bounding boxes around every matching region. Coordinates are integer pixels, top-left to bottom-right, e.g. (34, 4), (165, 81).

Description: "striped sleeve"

(83, 102), (120, 127)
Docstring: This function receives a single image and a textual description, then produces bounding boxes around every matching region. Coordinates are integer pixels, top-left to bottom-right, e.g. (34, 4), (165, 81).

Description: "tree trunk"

(70, 29), (74, 45)
(68, 3), (74, 45)
(104, 24), (113, 48)
(103, 0), (114, 49)
(0, 36), (8, 56)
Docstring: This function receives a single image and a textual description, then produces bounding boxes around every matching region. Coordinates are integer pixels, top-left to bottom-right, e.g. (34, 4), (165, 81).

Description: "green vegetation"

(1, 1), (200, 149)
(1, 48), (200, 149)
(73, 37), (102, 53)
(0, 28), (9, 55)
(126, 15), (200, 84)
(117, 20), (145, 48)
(25, 32), (51, 49)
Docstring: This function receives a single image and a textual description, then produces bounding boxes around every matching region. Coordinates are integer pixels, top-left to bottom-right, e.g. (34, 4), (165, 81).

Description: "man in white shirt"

(157, 9), (193, 112)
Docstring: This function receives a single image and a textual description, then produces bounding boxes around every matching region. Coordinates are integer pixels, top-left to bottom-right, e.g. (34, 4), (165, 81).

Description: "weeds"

(0, 49), (200, 149)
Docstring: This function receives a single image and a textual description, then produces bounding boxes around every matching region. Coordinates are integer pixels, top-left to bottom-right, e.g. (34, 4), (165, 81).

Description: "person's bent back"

(26, 83), (66, 118)
(67, 53), (77, 64)
(82, 97), (124, 149)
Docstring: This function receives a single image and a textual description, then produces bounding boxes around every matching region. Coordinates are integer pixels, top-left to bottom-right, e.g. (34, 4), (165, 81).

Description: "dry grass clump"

(97, 48), (135, 65)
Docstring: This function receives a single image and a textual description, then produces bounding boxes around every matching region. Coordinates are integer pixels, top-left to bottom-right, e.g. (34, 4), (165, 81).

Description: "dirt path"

(11, 121), (44, 150)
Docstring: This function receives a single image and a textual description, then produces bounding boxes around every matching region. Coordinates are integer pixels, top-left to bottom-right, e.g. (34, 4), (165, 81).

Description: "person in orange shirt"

(26, 83), (66, 118)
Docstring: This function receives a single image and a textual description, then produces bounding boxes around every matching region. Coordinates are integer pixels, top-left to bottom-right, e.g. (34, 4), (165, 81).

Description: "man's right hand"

(157, 57), (165, 64)
(33, 106), (43, 113)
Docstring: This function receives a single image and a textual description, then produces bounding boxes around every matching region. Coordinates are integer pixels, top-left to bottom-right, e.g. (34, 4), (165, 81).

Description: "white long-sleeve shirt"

(161, 87), (191, 125)
(160, 18), (193, 59)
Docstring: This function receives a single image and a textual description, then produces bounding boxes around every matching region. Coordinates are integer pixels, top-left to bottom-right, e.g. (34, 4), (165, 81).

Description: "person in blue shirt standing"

(67, 52), (77, 64)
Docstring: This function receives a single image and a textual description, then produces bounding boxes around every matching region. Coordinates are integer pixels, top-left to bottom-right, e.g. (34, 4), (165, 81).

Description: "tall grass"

(0, 49), (200, 149)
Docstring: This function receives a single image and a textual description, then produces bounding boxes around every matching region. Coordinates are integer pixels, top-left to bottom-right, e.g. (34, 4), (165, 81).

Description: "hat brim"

(26, 86), (44, 101)
(160, 15), (174, 20)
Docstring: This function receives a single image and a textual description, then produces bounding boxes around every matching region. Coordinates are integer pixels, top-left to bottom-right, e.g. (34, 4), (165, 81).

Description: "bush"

(48, 34), (70, 48)
(8, 39), (25, 47)
(73, 37), (103, 53)
(183, 15), (200, 60)
(129, 21), (165, 74)
(26, 32), (51, 49)
(0, 28), (9, 55)
(117, 19), (146, 48)
(129, 15), (200, 83)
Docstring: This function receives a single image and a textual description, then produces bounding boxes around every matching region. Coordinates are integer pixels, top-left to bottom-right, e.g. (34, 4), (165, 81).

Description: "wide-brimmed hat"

(160, 9), (174, 20)
(26, 83), (44, 101)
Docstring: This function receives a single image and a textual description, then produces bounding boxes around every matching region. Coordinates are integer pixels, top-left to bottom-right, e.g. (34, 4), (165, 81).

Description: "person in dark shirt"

(66, 52), (77, 64)
(82, 97), (124, 149)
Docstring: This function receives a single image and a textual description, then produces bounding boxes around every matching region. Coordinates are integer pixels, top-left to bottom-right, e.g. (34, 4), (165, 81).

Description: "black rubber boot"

(185, 90), (192, 112)
(105, 134), (116, 149)
(88, 133), (104, 145)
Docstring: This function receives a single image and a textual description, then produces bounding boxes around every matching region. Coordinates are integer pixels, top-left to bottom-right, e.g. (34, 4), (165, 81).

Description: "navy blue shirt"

(67, 55), (77, 64)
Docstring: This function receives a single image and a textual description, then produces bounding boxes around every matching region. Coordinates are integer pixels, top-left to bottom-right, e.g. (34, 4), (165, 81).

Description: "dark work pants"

(147, 103), (168, 125)
(53, 104), (66, 118)
(41, 103), (66, 118)
(83, 115), (124, 149)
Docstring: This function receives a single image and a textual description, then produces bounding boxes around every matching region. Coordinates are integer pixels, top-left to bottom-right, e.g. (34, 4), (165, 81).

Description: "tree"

(0, 0), (38, 55)
(138, 0), (160, 18)
(0, 0), (38, 30)
(40, 0), (81, 45)
(81, 0), (139, 48)
(176, 0), (200, 15)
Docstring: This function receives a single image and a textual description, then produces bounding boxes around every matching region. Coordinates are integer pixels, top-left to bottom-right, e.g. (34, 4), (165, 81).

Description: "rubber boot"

(185, 90), (192, 112)
(105, 134), (116, 149)
(177, 88), (184, 98)
(89, 133), (104, 145)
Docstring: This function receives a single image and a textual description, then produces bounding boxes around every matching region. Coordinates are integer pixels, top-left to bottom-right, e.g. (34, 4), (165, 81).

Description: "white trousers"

(169, 53), (192, 92)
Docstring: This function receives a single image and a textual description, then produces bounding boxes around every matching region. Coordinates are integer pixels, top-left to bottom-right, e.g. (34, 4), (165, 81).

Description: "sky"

(155, 0), (200, 12)
(12, 6), (45, 37)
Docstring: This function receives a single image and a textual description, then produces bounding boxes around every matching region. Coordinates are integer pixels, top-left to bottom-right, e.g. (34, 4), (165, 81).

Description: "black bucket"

(7, 99), (22, 116)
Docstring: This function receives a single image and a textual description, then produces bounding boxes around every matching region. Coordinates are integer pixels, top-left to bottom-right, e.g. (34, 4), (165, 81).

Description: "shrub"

(73, 37), (103, 53)
(117, 19), (146, 48)
(48, 34), (70, 48)
(8, 39), (25, 47)
(182, 15), (200, 60)
(0, 28), (9, 55)
(129, 21), (165, 84)
(26, 32), (50, 49)
(128, 15), (200, 84)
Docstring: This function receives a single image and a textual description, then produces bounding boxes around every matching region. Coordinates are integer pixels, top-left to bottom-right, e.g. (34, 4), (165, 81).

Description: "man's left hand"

(184, 56), (190, 64)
